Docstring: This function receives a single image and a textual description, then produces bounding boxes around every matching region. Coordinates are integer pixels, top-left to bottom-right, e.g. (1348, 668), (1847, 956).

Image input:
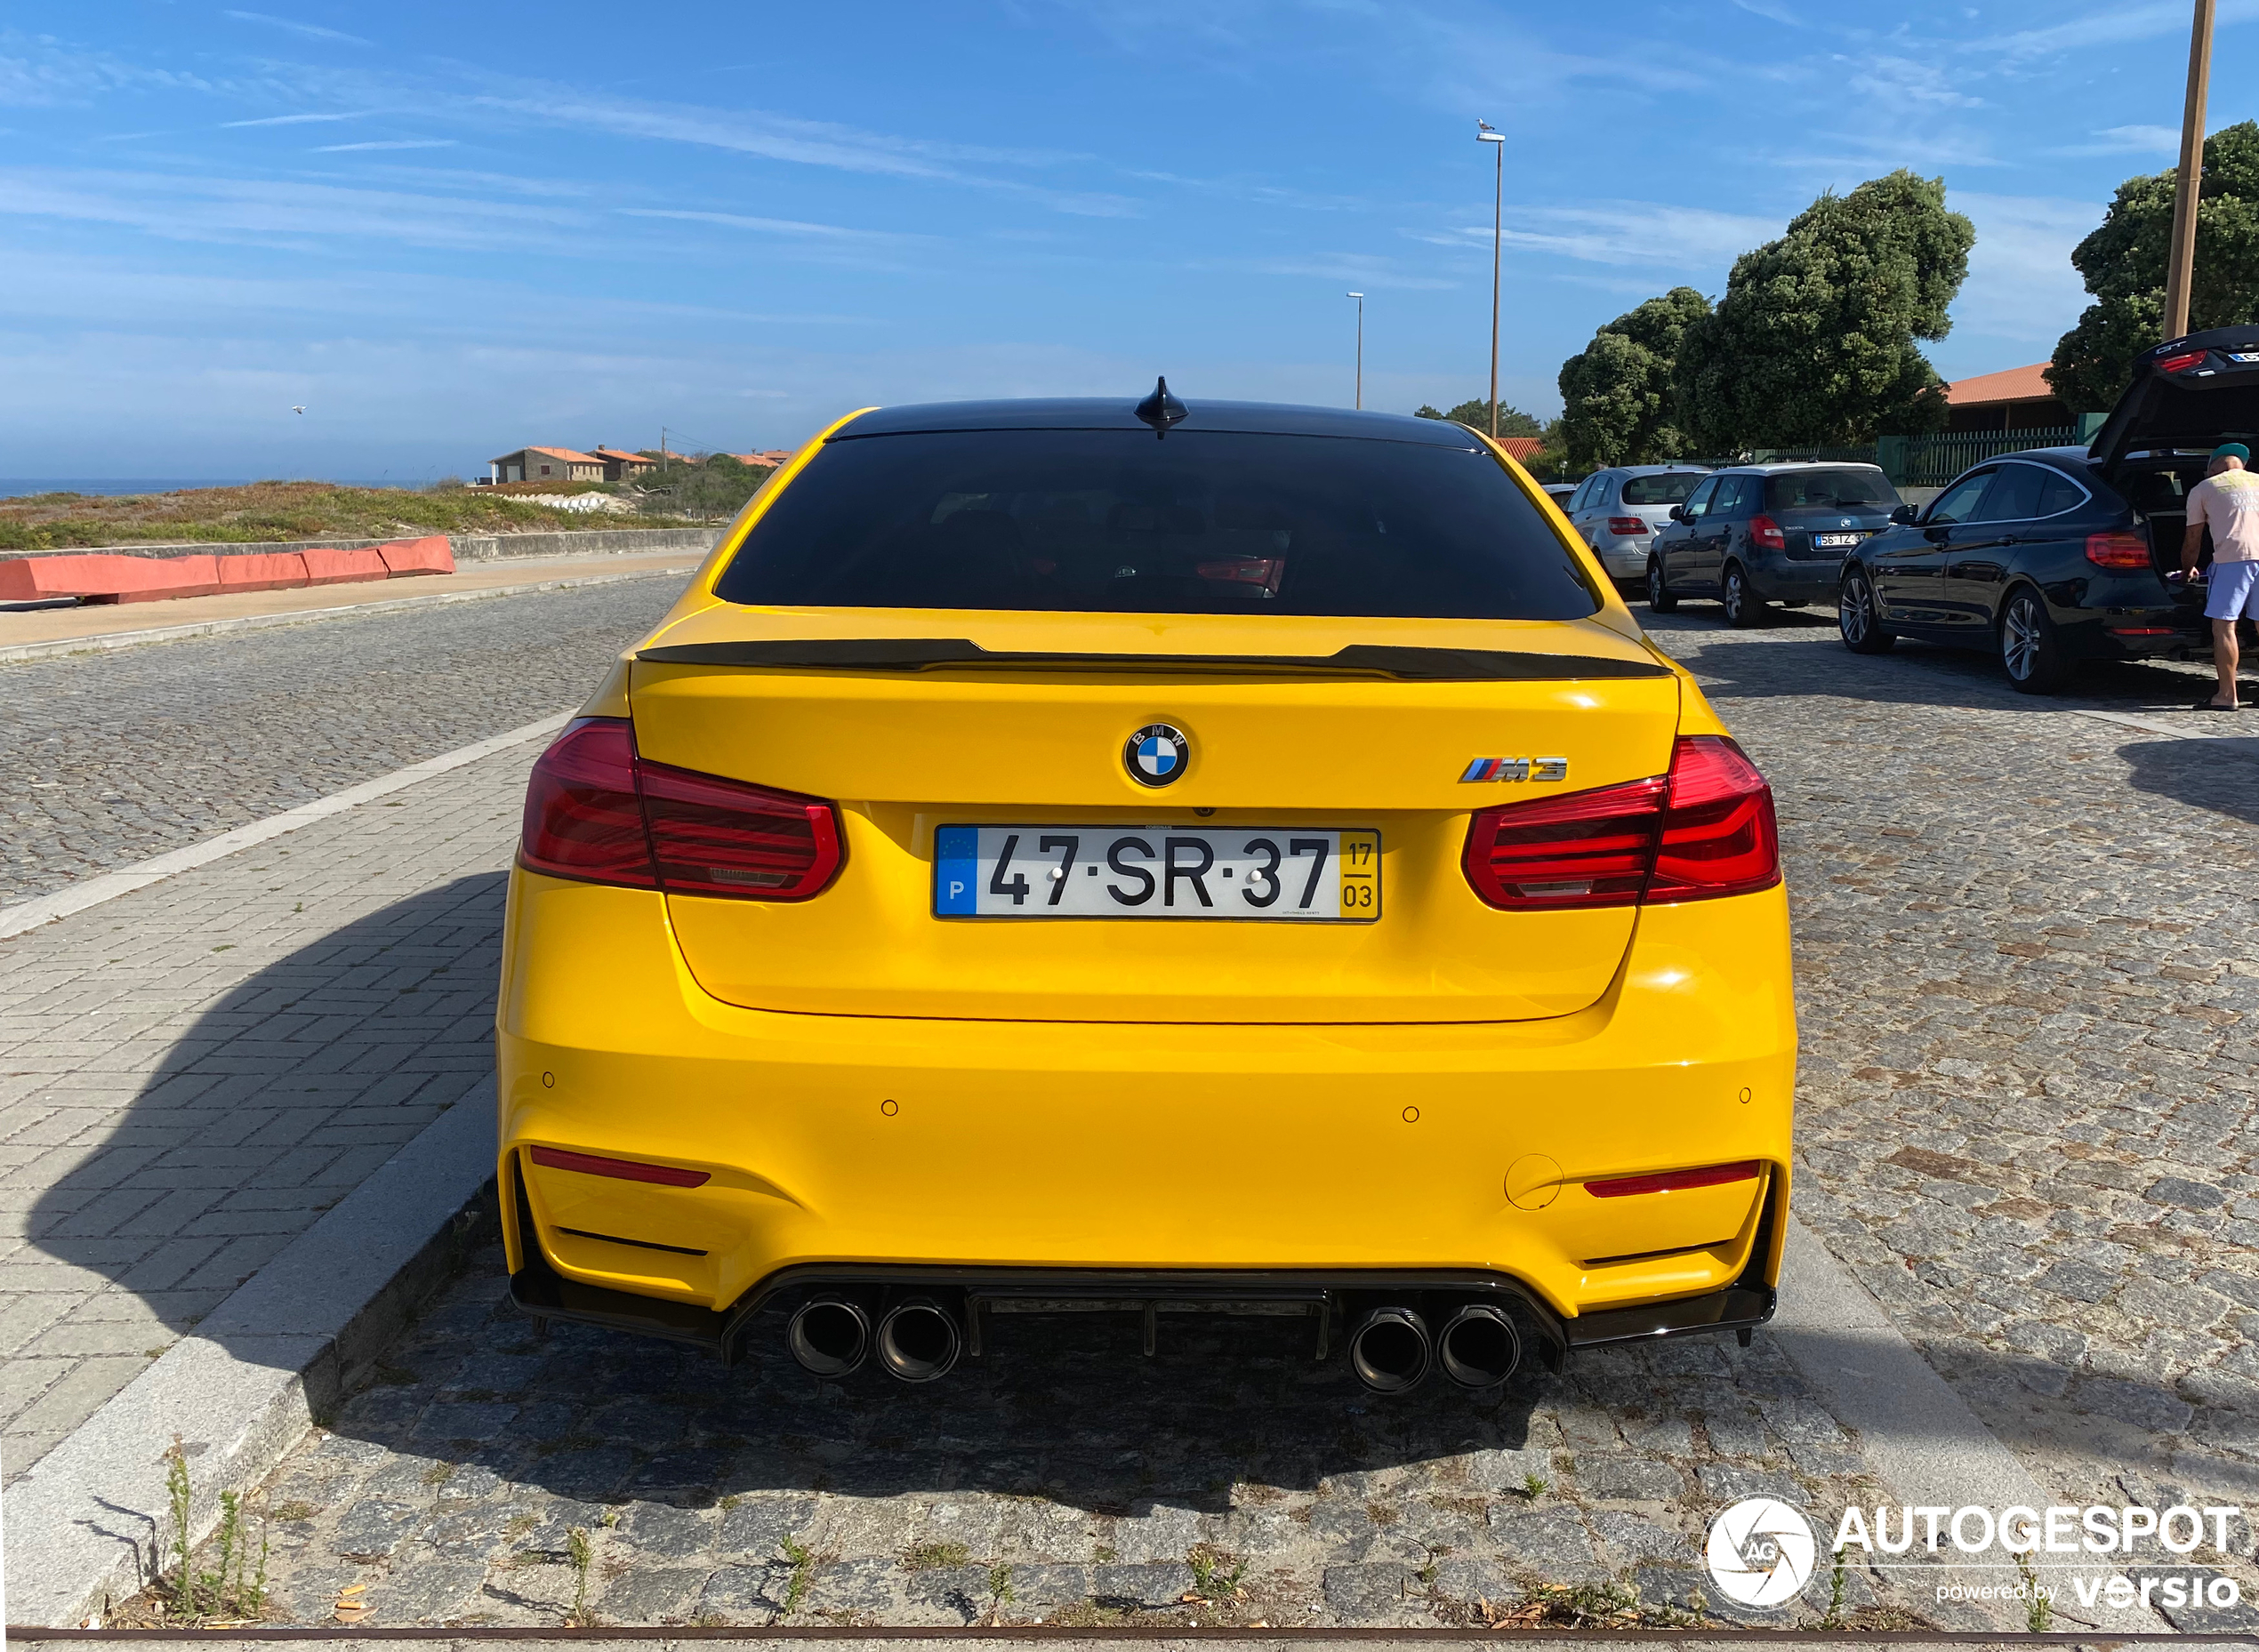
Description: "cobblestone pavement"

(1646, 609), (2259, 1530)
(0, 742), (537, 1472)
(156, 606), (2259, 1632)
(0, 577), (682, 905)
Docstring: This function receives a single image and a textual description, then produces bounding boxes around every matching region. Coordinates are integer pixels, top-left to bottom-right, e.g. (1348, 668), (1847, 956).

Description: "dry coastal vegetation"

(0, 480), (698, 552)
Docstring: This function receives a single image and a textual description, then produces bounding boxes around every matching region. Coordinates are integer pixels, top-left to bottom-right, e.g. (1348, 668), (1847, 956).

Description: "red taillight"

(1749, 514), (1787, 551)
(2159, 349), (2207, 374)
(1584, 1159), (1761, 1199)
(2086, 531), (2151, 569)
(519, 718), (656, 887)
(1606, 516), (1651, 536)
(519, 717), (844, 901)
(1461, 735), (1779, 911)
(639, 758), (843, 901)
(528, 1145), (710, 1187)
(1648, 735), (1781, 901)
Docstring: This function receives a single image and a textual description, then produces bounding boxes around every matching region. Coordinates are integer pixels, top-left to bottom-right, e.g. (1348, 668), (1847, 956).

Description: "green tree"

(1414, 400), (1542, 436)
(1556, 286), (1710, 469)
(2048, 120), (2259, 411)
(633, 453), (775, 519)
(1675, 171), (1974, 450)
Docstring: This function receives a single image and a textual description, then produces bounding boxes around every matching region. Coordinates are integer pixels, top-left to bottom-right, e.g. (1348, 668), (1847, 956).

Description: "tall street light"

(2165, 0), (2217, 340)
(1347, 292), (1364, 409)
(1476, 120), (1506, 440)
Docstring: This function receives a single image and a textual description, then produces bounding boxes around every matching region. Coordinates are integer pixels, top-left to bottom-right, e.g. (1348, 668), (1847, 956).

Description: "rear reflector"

(519, 718), (845, 901)
(2086, 531), (2151, 569)
(528, 1145), (711, 1187)
(2107, 626), (2175, 637)
(1462, 735), (1780, 910)
(1585, 1159), (1761, 1199)
(2158, 349), (2208, 374)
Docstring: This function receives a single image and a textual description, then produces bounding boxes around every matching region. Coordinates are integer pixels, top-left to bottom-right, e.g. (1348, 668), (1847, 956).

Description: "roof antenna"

(1134, 375), (1187, 437)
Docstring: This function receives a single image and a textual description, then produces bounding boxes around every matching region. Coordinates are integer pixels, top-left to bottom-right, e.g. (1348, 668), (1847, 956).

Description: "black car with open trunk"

(1836, 325), (2259, 692)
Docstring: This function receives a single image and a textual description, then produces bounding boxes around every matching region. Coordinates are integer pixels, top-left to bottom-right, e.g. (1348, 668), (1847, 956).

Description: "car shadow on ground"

(28, 871), (507, 1347)
(2118, 737), (2259, 825)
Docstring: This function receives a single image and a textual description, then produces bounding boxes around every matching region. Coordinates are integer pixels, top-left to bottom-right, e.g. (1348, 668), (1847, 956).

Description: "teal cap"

(2215, 443), (2251, 461)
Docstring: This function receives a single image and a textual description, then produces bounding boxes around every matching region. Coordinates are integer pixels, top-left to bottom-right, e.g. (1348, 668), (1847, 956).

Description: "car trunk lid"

(627, 607), (1681, 1024)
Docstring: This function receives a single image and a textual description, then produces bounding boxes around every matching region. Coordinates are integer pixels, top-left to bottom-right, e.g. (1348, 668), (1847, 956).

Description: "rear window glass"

(1765, 469), (1900, 509)
(1621, 472), (1704, 505)
(713, 429), (1601, 620)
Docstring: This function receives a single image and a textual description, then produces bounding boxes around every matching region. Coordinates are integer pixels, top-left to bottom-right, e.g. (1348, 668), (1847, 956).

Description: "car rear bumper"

(1747, 558), (1841, 605)
(1593, 538), (1652, 577)
(496, 870), (1798, 1348)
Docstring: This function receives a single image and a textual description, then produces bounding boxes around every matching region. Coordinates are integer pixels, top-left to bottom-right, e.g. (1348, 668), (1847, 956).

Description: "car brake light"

(1461, 735), (1779, 910)
(528, 1145), (711, 1187)
(519, 717), (845, 901)
(1584, 1159), (1760, 1199)
(1606, 516), (1651, 536)
(2086, 531), (2151, 569)
(1749, 514), (1787, 551)
(2159, 349), (2208, 374)
(519, 718), (656, 887)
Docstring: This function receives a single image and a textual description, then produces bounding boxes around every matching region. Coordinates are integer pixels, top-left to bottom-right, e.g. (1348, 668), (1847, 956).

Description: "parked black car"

(1647, 461), (1902, 627)
(1834, 326), (2255, 693)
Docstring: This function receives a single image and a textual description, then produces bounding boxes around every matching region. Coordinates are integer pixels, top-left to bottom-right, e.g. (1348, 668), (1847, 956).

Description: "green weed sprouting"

(1820, 1549), (1847, 1630)
(2017, 1552), (2052, 1632)
(986, 1561), (1017, 1623)
(781, 1535), (816, 1613)
(1519, 1472), (1548, 1502)
(566, 1526), (594, 1625)
(165, 1439), (195, 1616)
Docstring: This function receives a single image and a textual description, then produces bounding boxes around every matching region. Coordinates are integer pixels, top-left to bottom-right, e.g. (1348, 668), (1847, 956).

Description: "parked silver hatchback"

(1566, 464), (1712, 584)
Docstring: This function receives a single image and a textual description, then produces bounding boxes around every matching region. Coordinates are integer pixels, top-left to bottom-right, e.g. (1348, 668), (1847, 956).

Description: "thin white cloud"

(1416, 202), (1781, 269)
(618, 207), (896, 241)
(1940, 191), (2099, 351)
(1731, 0), (1805, 23)
(221, 11), (372, 46)
(2048, 124), (2182, 157)
(1989, 0), (2259, 57)
(312, 138), (456, 152)
(221, 109), (374, 128)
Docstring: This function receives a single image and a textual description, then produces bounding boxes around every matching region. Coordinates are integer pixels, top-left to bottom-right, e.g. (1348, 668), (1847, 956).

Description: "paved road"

(0, 579), (686, 906)
(129, 605), (2259, 1632)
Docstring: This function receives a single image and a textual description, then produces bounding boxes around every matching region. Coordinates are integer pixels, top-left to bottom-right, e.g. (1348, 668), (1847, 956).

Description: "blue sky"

(2, 2), (2252, 479)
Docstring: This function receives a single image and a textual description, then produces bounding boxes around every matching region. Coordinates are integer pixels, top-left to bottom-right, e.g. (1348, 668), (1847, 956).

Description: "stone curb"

(0, 563), (691, 667)
(1, 1099), (500, 1627)
(0, 713), (571, 940)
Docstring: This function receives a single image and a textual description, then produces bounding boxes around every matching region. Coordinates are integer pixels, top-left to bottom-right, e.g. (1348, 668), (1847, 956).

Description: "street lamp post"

(1476, 121), (1505, 440)
(1347, 292), (1364, 409)
(2165, 0), (2218, 340)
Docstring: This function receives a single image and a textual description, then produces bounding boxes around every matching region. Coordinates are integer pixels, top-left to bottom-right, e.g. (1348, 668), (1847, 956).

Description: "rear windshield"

(1621, 472), (1704, 505)
(712, 429), (1600, 620)
(1765, 469), (1900, 509)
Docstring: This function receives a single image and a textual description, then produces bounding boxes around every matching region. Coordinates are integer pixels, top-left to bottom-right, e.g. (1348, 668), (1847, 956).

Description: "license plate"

(2230, 352), (2259, 363)
(935, 826), (1380, 920)
(1814, 532), (1864, 548)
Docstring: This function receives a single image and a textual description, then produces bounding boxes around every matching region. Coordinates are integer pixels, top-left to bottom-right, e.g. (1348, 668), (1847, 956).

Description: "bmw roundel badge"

(1125, 723), (1189, 787)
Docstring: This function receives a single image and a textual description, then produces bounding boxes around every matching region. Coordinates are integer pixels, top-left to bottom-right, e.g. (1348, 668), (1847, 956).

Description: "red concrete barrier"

(215, 551), (310, 594)
(379, 535), (454, 577)
(0, 553), (222, 603)
(301, 547), (390, 585)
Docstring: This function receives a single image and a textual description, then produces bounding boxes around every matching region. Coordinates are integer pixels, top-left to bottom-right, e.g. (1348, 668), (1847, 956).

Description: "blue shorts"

(2207, 559), (2259, 621)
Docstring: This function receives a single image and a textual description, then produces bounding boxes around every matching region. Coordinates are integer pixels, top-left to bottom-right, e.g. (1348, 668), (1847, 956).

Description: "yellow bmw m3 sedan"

(497, 382), (1796, 1394)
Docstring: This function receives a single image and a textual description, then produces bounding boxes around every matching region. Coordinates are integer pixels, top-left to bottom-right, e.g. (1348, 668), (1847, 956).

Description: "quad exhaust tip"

(876, 1296), (963, 1383)
(1437, 1302), (1522, 1390)
(786, 1296), (872, 1378)
(1348, 1304), (1432, 1393)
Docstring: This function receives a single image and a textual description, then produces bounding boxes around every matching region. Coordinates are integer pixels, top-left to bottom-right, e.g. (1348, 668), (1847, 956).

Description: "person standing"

(2180, 442), (2259, 710)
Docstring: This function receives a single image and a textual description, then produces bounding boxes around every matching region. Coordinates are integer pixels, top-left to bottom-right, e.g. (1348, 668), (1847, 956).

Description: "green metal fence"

(1745, 427), (2098, 489)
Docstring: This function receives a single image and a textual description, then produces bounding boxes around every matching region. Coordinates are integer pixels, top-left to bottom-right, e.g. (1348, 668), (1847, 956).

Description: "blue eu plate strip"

(934, 826), (979, 915)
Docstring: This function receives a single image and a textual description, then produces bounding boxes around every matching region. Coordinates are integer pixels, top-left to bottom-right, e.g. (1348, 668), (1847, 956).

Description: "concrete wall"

(10, 525), (723, 562)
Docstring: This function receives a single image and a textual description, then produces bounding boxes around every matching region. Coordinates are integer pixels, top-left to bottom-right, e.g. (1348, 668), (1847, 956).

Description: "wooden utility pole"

(2164, 0), (2217, 340)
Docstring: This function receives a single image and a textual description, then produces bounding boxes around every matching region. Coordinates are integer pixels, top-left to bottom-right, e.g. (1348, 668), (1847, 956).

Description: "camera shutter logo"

(1706, 1498), (1817, 1608)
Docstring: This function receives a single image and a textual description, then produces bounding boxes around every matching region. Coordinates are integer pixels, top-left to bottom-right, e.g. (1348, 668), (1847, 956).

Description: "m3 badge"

(1459, 757), (1570, 783)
